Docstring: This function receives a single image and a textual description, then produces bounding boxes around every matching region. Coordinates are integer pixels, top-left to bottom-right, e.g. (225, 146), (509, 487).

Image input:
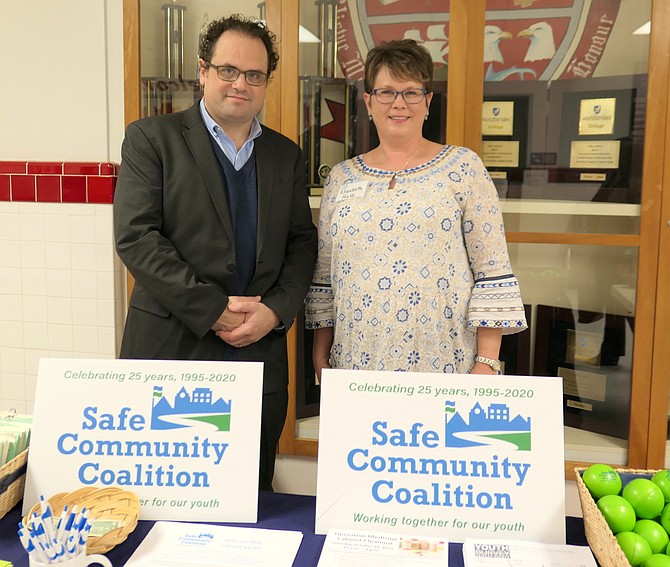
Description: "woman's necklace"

(381, 142), (422, 174)
(381, 142), (422, 189)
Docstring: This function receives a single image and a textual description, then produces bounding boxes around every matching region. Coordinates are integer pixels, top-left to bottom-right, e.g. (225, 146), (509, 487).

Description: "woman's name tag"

(335, 181), (368, 201)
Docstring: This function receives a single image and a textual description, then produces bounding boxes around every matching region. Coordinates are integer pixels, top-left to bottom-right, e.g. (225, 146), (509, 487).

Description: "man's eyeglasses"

(370, 88), (427, 104)
(206, 63), (269, 86)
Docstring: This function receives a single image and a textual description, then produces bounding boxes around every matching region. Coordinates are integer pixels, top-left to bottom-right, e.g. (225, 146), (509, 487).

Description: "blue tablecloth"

(0, 492), (588, 566)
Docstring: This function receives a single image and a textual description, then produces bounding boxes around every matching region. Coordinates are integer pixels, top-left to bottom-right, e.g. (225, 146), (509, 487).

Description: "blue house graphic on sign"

(151, 386), (232, 431)
(444, 401), (531, 450)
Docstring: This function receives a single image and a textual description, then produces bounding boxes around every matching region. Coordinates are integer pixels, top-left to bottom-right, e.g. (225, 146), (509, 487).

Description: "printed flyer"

(317, 528), (448, 566)
(23, 358), (263, 522)
(462, 537), (596, 566)
(315, 369), (565, 543)
(124, 522), (303, 567)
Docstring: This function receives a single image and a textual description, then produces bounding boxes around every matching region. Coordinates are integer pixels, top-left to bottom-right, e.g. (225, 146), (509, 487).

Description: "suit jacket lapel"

(182, 105), (235, 242)
(254, 131), (274, 260)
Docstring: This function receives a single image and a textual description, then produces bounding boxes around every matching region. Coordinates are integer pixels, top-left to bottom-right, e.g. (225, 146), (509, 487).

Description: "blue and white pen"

(55, 504), (69, 542)
(76, 509), (90, 532)
(62, 505), (78, 538)
(72, 523), (91, 556)
(65, 530), (78, 557)
(38, 495), (57, 544)
(38, 540), (58, 563)
(63, 506), (87, 550)
(18, 527), (50, 564)
(26, 538), (50, 563)
(50, 535), (65, 561)
(30, 519), (50, 551)
(71, 507), (87, 534)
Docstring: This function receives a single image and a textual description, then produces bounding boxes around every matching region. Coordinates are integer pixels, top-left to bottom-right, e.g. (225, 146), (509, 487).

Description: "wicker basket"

(575, 466), (658, 567)
(0, 448), (28, 518)
(0, 448), (28, 519)
(24, 486), (140, 554)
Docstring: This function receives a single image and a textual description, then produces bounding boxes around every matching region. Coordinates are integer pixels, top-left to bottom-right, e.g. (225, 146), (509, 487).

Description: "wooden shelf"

(564, 426), (628, 466)
(500, 199), (640, 217)
(309, 195), (641, 217)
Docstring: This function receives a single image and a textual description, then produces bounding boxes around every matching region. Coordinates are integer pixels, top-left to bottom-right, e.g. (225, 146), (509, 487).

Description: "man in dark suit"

(113, 15), (317, 491)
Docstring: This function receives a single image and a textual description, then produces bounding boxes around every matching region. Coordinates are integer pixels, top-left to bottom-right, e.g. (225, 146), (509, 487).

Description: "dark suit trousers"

(259, 388), (288, 492)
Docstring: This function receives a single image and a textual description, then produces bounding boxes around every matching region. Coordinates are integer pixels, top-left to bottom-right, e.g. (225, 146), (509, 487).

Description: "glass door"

(479, 0), (667, 471)
(278, 0), (670, 473)
(284, 0), (453, 453)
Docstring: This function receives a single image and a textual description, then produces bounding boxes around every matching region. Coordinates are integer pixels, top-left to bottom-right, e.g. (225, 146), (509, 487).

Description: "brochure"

(317, 528), (448, 566)
(462, 537), (597, 566)
(124, 521), (303, 567)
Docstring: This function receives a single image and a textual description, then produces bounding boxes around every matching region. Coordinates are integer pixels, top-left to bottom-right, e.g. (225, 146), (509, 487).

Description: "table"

(0, 492), (588, 566)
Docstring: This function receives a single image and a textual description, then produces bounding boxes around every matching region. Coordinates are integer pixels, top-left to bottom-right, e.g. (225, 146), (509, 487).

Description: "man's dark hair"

(198, 14), (279, 75)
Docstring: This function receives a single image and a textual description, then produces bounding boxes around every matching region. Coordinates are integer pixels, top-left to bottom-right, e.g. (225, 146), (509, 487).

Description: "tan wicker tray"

(575, 466), (658, 567)
(24, 486), (140, 554)
(0, 448), (28, 519)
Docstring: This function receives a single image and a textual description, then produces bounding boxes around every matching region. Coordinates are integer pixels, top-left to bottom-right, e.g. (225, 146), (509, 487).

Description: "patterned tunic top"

(305, 145), (527, 373)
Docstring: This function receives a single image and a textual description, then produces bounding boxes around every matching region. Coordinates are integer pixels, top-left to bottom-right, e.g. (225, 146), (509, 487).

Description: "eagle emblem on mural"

(336, 0), (622, 82)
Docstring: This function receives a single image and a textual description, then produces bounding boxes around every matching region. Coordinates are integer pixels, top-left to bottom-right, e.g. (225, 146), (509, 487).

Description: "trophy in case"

(299, 0), (358, 196)
(141, 2), (201, 117)
(300, 76), (358, 194)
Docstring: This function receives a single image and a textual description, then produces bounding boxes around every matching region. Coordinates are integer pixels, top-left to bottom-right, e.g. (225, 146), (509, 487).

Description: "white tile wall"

(0, 201), (124, 412)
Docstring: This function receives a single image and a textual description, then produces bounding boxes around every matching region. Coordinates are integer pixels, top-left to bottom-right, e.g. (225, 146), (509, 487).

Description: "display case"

(534, 304), (633, 440)
(124, 0), (670, 473)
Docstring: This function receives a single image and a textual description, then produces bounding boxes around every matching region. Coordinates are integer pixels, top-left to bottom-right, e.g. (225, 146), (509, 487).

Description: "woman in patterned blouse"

(305, 39), (527, 377)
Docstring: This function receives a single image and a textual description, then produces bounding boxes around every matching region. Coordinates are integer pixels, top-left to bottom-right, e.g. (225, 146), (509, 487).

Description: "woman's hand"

(313, 357), (332, 382)
(312, 327), (334, 382)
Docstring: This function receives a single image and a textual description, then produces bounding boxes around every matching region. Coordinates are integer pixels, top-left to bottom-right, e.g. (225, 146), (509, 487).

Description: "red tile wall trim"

(0, 161), (117, 204)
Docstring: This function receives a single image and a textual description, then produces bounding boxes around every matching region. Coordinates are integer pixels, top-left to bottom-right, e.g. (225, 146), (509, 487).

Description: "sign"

(316, 369), (565, 543)
(24, 358), (263, 522)
(579, 97), (616, 135)
(559, 368), (607, 403)
(489, 171), (508, 179)
(481, 141), (520, 168)
(580, 172), (607, 182)
(569, 140), (620, 169)
(482, 102), (514, 136)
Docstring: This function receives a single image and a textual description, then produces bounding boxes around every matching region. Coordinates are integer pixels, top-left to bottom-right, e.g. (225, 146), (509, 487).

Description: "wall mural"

(336, 0), (622, 82)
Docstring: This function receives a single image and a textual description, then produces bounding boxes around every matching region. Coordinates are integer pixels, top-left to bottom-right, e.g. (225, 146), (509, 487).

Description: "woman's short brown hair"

(364, 39), (433, 93)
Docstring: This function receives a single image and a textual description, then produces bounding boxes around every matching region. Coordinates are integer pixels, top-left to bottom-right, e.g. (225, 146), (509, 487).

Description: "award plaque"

(569, 140), (621, 169)
(481, 93), (531, 196)
(579, 97), (616, 136)
(549, 79), (641, 200)
(482, 101), (514, 136)
(482, 140), (520, 168)
(533, 304), (633, 439)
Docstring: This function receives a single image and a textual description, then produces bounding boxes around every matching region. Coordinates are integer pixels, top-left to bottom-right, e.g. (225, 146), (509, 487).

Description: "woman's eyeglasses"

(370, 88), (427, 104)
